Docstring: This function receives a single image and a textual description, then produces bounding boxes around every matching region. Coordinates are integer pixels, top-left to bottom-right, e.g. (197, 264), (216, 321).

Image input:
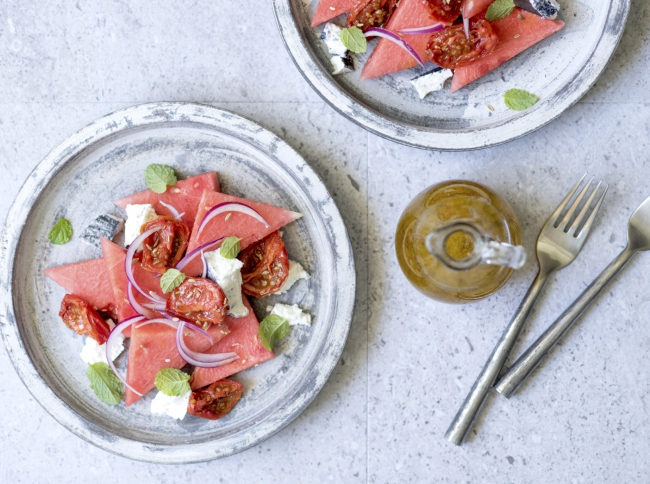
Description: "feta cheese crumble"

(205, 250), (249, 318)
(80, 329), (124, 365)
(410, 68), (454, 99)
(321, 23), (355, 76)
(124, 204), (157, 246)
(278, 260), (310, 294)
(271, 303), (311, 326)
(150, 390), (191, 420)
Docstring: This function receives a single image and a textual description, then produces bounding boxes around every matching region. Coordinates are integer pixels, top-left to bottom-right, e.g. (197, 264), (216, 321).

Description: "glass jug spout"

(425, 222), (526, 271)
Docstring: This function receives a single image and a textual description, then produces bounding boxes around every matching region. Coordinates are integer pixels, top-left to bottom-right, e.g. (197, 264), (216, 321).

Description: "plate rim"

(273, 0), (630, 151)
(0, 101), (356, 464)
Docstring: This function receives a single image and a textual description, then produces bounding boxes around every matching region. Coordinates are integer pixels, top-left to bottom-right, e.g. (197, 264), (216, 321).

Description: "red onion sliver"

(127, 282), (158, 319)
(200, 250), (207, 278)
(463, 16), (470, 39)
(398, 23), (443, 34)
(197, 202), (269, 238)
(158, 313), (214, 344)
(159, 201), (183, 221)
(105, 316), (145, 396)
(175, 237), (224, 272)
(365, 28), (424, 66)
(125, 227), (158, 302)
(176, 322), (238, 368)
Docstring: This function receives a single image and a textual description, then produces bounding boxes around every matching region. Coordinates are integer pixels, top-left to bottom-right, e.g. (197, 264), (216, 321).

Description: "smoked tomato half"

(238, 231), (289, 298)
(141, 216), (190, 274)
(59, 294), (112, 345)
(188, 379), (243, 420)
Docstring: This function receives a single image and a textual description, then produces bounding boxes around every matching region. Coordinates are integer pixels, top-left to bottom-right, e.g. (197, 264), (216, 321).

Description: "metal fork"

(445, 174), (608, 445)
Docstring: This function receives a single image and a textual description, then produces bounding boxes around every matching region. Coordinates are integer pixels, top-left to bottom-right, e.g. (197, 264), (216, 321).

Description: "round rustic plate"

(0, 102), (355, 463)
(273, 0), (630, 150)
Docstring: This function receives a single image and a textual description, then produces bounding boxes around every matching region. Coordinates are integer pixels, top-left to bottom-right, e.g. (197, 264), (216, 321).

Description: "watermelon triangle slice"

(311, 0), (357, 27)
(113, 173), (219, 231)
(360, 0), (434, 81)
(125, 321), (230, 406)
(183, 190), (302, 276)
(42, 258), (116, 317)
(100, 238), (164, 323)
(450, 8), (565, 92)
(190, 295), (274, 390)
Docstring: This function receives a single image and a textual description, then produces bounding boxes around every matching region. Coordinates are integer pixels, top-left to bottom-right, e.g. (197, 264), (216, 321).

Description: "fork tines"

(552, 174), (608, 238)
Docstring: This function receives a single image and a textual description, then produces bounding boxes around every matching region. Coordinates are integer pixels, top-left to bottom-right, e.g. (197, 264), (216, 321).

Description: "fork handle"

(495, 247), (636, 398)
(445, 271), (548, 445)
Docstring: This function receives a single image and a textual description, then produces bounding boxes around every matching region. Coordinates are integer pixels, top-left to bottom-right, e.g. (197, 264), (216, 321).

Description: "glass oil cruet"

(395, 180), (526, 303)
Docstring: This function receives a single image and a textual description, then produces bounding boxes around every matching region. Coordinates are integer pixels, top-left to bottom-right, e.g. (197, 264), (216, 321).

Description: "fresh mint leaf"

(48, 218), (73, 245)
(219, 236), (242, 259)
(485, 0), (515, 21)
(154, 368), (191, 396)
(160, 268), (186, 294)
(503, 88), (539, 111)
(340, 26), (367, 54)
(145, 164), (177, 194)
(86, 362), (123, 405)
(259, 314), (290, 352)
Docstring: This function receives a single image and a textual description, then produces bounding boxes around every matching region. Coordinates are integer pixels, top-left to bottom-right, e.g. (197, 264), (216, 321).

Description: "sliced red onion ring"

(149, 291), (166, 303)
(197, 202), (269, 238)
(142, 301), (166, 311)
(365, 28), (424, 67)
(159, 201), (184, 221)
(463, 15), (470, 39)
(125, 227), (158, 302)
(105, 316), (145, 396)
(398, 23), (443, 34)
(176, 322), (238, 368)
(175, 237), (224, 272)
(127, 282), (158, 319)
(200, 250), (207, 278)
(158, 312), (214, 344)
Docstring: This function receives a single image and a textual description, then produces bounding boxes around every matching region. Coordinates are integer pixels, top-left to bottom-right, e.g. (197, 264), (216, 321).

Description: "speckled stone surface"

(0, 0), (649, 482)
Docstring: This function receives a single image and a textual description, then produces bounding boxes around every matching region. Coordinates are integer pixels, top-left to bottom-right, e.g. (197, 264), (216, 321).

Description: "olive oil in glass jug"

(395, 180), (525, 303)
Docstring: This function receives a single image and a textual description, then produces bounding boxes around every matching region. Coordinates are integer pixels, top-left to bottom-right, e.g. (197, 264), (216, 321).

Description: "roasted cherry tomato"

(238, 231), (290, 298)
(425, 18), (498, 69)
(188, 379), (243, 420)
(166, 277), (228, 327)
(425, 0), (463, 24)
(140, 216), (191, 274)
(59, 294), (111, 345)
(347, 0), (398, 32)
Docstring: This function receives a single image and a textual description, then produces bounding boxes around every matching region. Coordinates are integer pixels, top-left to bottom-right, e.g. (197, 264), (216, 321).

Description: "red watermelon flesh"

(183, 190), (302, 277)
(190, 295), (274, 390)
(311, 0), (357, 27)
(42, 258), (116, 317)
(463, 0), (494, 20)
(100, 238), (164, 324)
(451, 8), (565, 92)
(360, 0), (434, 81)
(125, 321), (230, 406)
(113, 173), (219, 231)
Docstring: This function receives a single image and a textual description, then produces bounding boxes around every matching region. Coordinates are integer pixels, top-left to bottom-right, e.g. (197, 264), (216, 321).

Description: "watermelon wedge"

(42, 258), (116, 316)
(360, 0), (434, 81)
(451, 8), (564, 92)
(463, 0), (494, 20)
(311, 0), (357, 27)
(125, 321), (230, 406)
(190, 295), (274, 390)
(101, 238), (164, 323)
(113, 173), (219, 231)
(183, 190), (302, 276)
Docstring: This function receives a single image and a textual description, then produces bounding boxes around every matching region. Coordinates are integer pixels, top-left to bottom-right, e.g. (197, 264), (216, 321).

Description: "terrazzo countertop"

(1, 1), (649, 482)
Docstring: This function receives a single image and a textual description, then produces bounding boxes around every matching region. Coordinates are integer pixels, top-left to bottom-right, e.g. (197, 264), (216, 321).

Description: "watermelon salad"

(314, 0), (564, 101)
(44, 166), (312, 421)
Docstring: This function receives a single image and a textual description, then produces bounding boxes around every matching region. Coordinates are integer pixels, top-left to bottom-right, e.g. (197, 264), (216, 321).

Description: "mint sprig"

(340, 26), (367, 54)
(220, 236), (242, 259)
(86, 362), (123, 405)
(48, 218), (73, 245)
(259, 314), (290, 352)
(160, 268), (186, 294)
(485, 0), (515, 21)
(155, 368), (191, 396)
(145, 164), (177, 194)
(503, 88), (539, 111)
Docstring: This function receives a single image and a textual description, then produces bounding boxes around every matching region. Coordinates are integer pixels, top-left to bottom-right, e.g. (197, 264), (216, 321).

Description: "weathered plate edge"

(273, 0), (630, 151)
(0, 102), (356, 464)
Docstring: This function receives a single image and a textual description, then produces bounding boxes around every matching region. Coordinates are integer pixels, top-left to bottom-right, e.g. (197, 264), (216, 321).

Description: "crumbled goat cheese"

(150, 390), (191, 420)
(205, 250), (249, 318)
(278, 260), (311, 294)
(271, 303), (312, 326)
(124, 204), (157, 246)
(410, 68), (454, 99)
(80, 325), (124, 365)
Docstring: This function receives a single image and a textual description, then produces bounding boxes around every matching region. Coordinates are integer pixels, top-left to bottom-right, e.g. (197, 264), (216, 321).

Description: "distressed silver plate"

(273, 0), (630, 150)
(0, 102), (355, 464)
